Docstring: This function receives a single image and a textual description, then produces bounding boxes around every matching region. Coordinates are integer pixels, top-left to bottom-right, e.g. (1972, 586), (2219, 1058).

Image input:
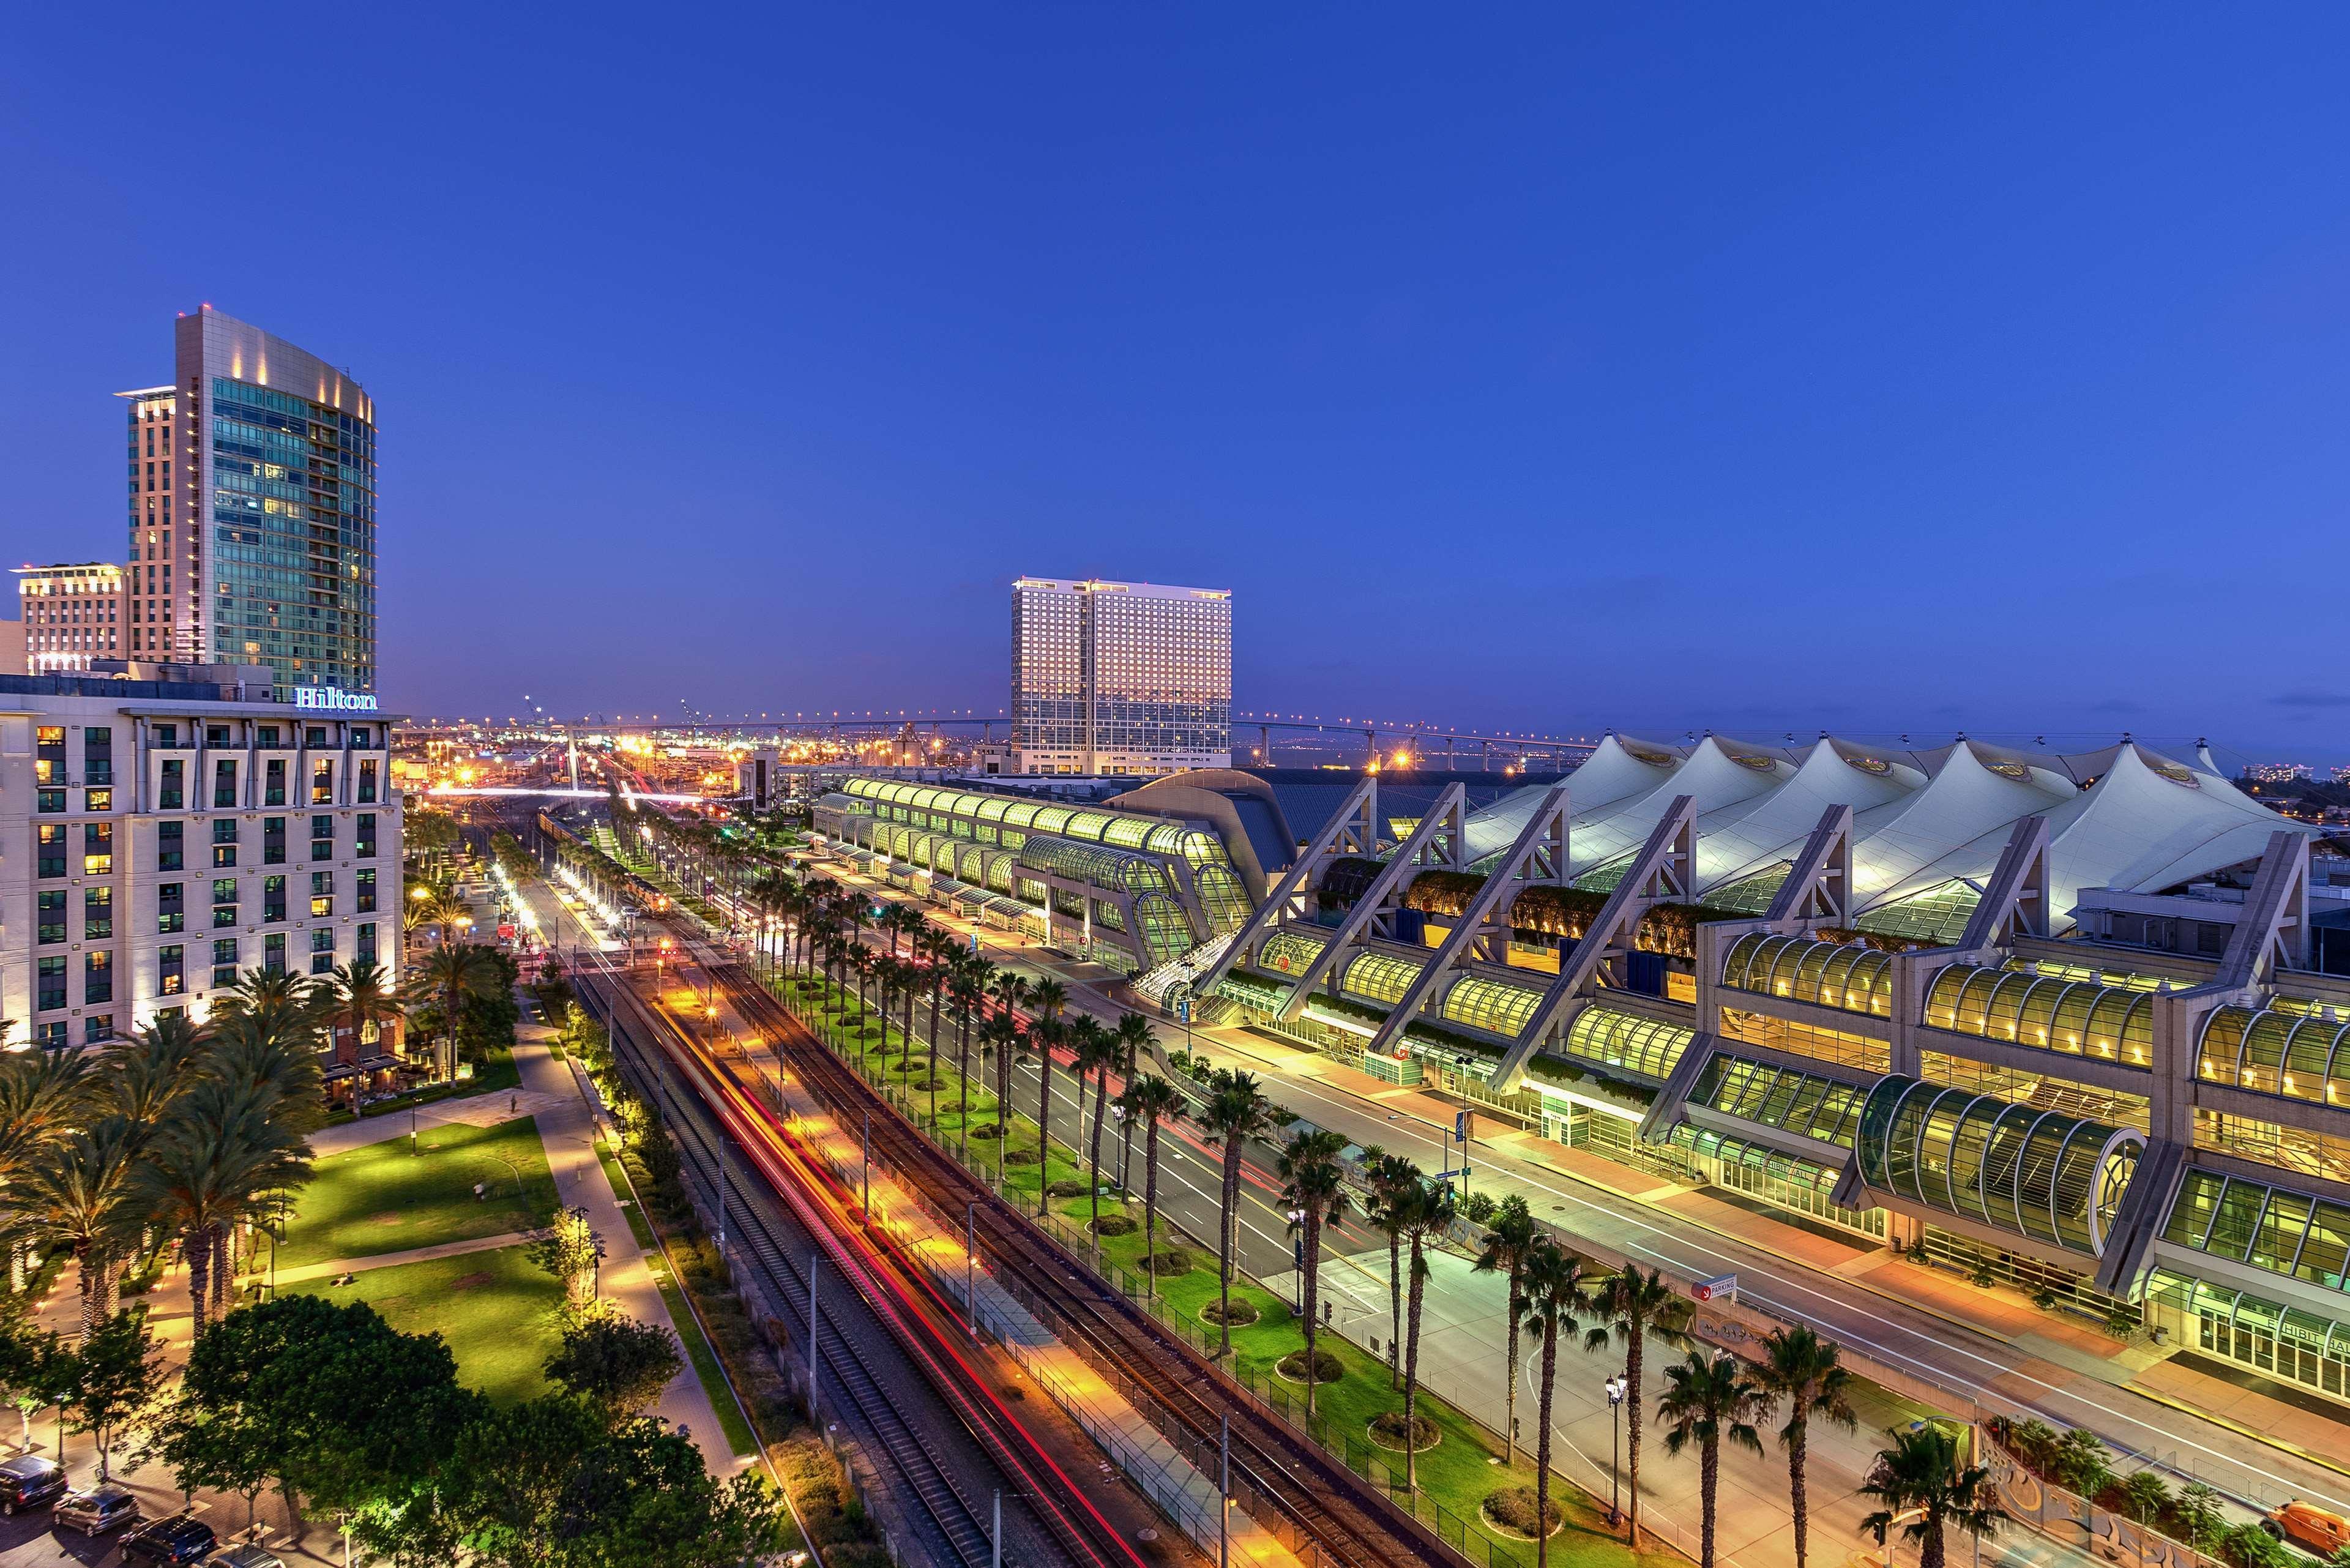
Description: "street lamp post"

(1605, 1373), (1628, 1528)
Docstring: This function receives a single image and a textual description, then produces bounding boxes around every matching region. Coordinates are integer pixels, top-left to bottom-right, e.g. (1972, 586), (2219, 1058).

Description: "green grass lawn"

(284, 1244), (564, 1406)
(280, 1116), (561, 1269)
(770, 970), (1675, 1568)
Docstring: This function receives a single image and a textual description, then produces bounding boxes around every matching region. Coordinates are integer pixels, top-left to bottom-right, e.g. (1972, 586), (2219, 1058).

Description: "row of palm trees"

(704, 857), (2004, 1568)
(0, 966), (356, 1343)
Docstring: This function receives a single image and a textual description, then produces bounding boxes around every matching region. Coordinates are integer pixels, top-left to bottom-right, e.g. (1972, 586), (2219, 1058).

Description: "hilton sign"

(294, 685), (379, 712)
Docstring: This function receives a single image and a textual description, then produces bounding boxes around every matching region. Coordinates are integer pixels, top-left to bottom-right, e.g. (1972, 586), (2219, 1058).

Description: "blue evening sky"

(4, 7), (2348, 763)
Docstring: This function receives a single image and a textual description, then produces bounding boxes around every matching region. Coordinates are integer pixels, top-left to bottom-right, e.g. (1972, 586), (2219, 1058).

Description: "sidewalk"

(507, 1000), (740, 1466)
(253, 1230), (536, 1289)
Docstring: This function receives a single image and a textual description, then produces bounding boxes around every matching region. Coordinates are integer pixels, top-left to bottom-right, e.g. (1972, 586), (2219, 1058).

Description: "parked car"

(53, 1482), (140, 1536)
(213, 1545), (287, 1568)
(214, 1542), (289, 1568)
(0, 1454), (66, 1515)
(2264, 1501), (2349, 1557)
(119, 1513), (217, 1564)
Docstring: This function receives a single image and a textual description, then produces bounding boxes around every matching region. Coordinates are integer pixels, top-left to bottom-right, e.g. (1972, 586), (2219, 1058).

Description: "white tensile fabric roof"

(1461, 734), (2318, 931)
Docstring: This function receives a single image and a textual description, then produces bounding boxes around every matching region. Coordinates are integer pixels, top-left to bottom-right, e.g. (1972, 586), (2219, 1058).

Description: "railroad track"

(692, 947), (1460, 1568)
(588, 968), (1143, 1568)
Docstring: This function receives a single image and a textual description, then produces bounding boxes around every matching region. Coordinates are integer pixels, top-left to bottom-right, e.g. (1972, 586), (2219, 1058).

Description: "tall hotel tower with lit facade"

(118, 307), (376, 698)
(1010, 577), (1231, 776)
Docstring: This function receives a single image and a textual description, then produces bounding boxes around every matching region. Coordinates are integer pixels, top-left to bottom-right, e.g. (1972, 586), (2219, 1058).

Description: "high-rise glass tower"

(1010, 577), (1231, 775)
(119, 307), (376, 696)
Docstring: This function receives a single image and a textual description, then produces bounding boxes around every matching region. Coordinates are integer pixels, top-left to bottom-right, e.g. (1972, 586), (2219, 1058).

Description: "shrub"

(1370, 1411), (1440, 1452)
(1461, 1191), (1499, 1225)
(1046, 1178), (1092, 1198)
(1276, 1350), (1343, 1384)
(1201, 1299), (1258, 1327)
(1091, 1215), (1136, 1237)
(1483, 1487), (1562, 1538)
(1144, 1247), (1194, 1275)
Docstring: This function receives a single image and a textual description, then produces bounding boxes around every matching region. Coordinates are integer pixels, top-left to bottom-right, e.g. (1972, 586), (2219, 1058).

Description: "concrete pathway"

(310, 1084), (575, 1155)
(507, 994), (742, 1467)
(248, 1229), (537, 1289)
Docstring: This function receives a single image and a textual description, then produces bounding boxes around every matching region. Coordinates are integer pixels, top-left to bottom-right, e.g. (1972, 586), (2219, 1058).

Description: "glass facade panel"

(1720, 933), (1893, 1017)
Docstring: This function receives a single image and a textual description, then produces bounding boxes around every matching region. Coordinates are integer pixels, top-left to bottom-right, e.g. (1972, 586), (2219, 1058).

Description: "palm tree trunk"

(1302, 1212), (1323, 1417)
(1143, 1118), (1162, 1297)
(1403, 1233), (1427, 1490)
(1218, 1136), (1241, 1357)
(185, 1225), (212, 1338)
(77, 1248), (100, 1342)
(1922, 1522), (1946, 1568)
(957, 1009), (973, 1156)
(1388, 1233), (1404, 1390)
(1535, 1320), (1558, 1568)
(1505, 1275), (1523, 1464)
(212, 1223), (231, 1315)
(1035, 1048), (1056, 1218)
(1087, 1066), (1106, 1237)
(996, 1034), (1013, 1185)
(1627, 1333), (1646, 1543)
(1699, 1441), (1718, 1568)
(1789, 1421), (1810, 1568)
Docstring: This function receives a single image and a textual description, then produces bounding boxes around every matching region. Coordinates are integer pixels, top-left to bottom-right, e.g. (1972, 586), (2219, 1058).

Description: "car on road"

(214, 1544), (288, 1568)
(53, 1482), (140, 1536)
(119, 1512), (217, 1564)
(0, 1454), (65, 1515)
(2264, 1501), (2349, 1558)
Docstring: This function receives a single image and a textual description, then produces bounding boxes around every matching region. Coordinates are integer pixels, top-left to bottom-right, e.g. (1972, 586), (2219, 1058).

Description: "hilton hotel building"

(0, 666), (401, 1068)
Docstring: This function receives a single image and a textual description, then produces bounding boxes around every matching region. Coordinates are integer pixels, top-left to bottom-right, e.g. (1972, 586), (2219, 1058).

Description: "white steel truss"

(1275, 784), (1471, 1021)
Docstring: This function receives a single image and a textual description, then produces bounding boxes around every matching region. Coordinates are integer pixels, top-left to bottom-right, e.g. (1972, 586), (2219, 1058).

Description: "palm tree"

(1859, 1424), (2005, 1568)
(1590, 1264), (1693, 1543)
(1473, 1192), (1542, 1463)
(11, 1118), (143, 1339)
(1111, 1012), (1154, 1189)
(319, 958), (405, 1103)
(408, 944), (501, 1081)
(920, 928), (952, 1062)
(0, 1048), (92, 1187)
(1399, 1177), (1458, 1490)
(1276, 1129), (1349, 1417)
(1030, 1017), (1065, 1215)
(1658, 1350), (1770, 1568)
(1197, 1069), (1276, 1357)
(848, 944), (876, 1034)
(1363, 1152), (1425, 1389)
(1756, 1327), (1859, 1568)
(132, 1083), (310, 1337)
(1072, 1019), (1116, 1237)
(1518, 1238), (1598, 1568)
(949, 964), (987, 1154)
(989, 973), (1031, 1176)
(1117, 1075), (1182, 1299)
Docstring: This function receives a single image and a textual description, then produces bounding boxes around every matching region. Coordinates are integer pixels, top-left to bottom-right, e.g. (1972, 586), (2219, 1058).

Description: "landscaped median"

(767, 968), (1680, 1568)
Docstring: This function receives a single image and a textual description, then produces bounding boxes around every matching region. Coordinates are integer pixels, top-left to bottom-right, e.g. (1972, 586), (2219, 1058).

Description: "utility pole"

(1219, 1412), (1231, 1568)
(862, 1111), (872, 1215)
(966, 1201), (979, 1343)
(991, 1490), (1002, 1568)
(807, 1255), (819, 1413)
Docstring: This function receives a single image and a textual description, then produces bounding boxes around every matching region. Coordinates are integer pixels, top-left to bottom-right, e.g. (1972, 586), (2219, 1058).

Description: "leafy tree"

(1658, 1350), (1770, 1568)
(454, 1396), (789, 1568)
(69, 1305), (164, 1480)
(1860, 1424), (2005, 1568)
(2176, 1482), (2227, 1551)
(1754, 1327), (1858, 1568)
(0, 1317), (69, 1452)
(164, 1294), (483, 1542)
(542, 1315), (681, 1423)
(530, 1207), (606, 1318)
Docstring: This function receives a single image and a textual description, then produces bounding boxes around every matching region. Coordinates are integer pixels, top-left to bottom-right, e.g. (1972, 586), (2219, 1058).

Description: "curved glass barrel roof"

(841, 777), (1216, 864)
(1690, 1055), (1865, 1148)
(1338, 950), (1420, 1007)
(1857, 1075), (2142, 1256)
(1923, 963), (2155, 1068)
(1015, 836), (1180, 898)
(1441, 975), (1546, 1038)
(1559, 1006), (1695, 1082)
(1720, 934), (1893, 1018)
(2162, 1168), (2350, 1295)
(2143, 1268), (2350, 1362)
(1257, 930), (1326, 977)
(2198, 1007), (2350, 1107)
(1669, 1124), (1843, 1197)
